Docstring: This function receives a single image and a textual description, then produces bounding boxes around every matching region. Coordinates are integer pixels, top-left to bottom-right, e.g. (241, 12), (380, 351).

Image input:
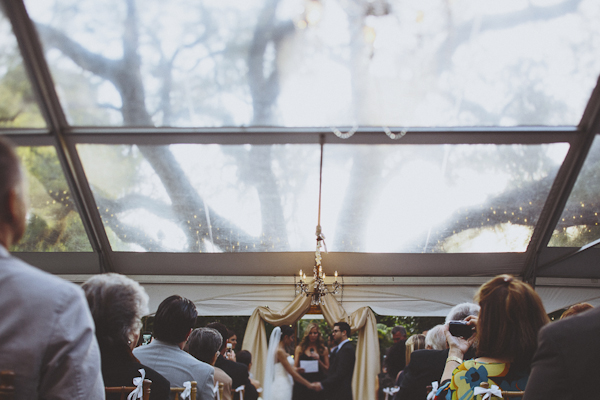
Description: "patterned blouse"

(434, 359), (528, 400)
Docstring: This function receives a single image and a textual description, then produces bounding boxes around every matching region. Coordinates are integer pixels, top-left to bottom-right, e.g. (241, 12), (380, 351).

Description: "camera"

(448, 321), (475, 338)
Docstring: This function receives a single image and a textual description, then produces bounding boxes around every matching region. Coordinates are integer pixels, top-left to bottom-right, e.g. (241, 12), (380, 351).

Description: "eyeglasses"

(332, 329), (341, 333)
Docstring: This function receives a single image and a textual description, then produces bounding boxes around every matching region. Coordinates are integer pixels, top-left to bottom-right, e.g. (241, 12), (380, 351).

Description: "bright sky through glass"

(78, 142), (569, 253)
(23, 0), (600, 127)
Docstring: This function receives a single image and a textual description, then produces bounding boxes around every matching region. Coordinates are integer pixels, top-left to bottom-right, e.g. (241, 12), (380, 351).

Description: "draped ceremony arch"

(241, 284), (380, 400)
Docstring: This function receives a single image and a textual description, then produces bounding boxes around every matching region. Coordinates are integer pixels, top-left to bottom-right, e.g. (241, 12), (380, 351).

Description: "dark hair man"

(312, 321), (356, 400)
(0, 136), (104, 399)
(134, 295), (214, 400)
(207, 322), (259, 400)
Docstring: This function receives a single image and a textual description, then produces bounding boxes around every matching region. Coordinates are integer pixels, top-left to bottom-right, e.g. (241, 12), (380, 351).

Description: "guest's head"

(560, 303), (593, 319)
(333, 322), (351, 344)
(153, 295), (197, 345)
(185, 327), (222, 366)
(425, 324), (447, 350)
(405, 334), (426, 365)
(392, 325), (407, 343)
(475, 274), (549, 368)
(227, 329), (238, 350)
(82, 273), (149, 352)
(237, 350), (252, 370)
(207, 322), (230, 353)
(445, 302), (480, 324)
(0, 136), (27, 249)
(299, 322), (326, 354)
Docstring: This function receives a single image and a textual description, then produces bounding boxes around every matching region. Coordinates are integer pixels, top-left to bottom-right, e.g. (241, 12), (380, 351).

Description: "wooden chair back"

(105, 379), (151, 400)
(478, 382), (525, 399)
(170, 381), (197, 400)
(0, 371), (15, 400)
(217, 382), (225, 400)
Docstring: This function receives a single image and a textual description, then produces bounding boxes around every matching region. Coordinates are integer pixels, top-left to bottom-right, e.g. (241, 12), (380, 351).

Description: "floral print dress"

(434, 360), (528, 400)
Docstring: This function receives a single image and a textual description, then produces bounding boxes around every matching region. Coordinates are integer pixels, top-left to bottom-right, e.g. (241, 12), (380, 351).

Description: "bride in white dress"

(263, 325), (313, 400)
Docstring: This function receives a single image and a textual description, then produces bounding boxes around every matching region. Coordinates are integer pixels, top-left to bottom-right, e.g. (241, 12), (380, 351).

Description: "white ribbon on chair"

(127, 369), (146, 400)
(426, 381), (439, 400)
(473, 384), (502, 400)
(212, 383), (220, 400)
(181, 381), (192, 400)
(382, 386), (399, 400)
(235, 385), (245, 400)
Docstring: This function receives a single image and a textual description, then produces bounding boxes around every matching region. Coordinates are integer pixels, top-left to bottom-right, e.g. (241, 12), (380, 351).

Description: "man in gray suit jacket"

(134, 295), (214, 400)
(0, 136), (104, 400)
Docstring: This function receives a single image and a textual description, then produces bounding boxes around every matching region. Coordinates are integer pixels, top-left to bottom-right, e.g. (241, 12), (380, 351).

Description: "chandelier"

(295, 136), (340, 305)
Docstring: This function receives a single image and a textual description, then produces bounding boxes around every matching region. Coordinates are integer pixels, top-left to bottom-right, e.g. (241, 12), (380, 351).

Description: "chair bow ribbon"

(427, 381), (439, 400)
(127, 369), (146, 400)
(181, 381), (192, 400)
(383, 386), (399, 400)
(473, 384), (502, 400)
(235, 385), (245, 400)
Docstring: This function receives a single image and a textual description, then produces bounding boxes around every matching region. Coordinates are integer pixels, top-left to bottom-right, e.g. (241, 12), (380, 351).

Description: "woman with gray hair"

(82, 273), (170, 400)
(425, 325), (447, 350)
(185, 328), (234, 400)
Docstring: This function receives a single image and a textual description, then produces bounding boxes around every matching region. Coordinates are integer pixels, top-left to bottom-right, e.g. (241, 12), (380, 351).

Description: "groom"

(312, 322), (356, 400)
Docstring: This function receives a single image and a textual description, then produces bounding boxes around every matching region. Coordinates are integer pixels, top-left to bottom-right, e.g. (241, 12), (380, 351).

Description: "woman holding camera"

(434, 275), (549, 400)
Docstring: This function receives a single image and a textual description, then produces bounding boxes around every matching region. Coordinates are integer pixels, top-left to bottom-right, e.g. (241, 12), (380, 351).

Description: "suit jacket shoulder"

(0, 249), (104, 400)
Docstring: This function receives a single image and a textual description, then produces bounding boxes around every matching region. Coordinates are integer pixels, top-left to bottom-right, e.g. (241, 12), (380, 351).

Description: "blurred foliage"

(10, 146), (92, 252)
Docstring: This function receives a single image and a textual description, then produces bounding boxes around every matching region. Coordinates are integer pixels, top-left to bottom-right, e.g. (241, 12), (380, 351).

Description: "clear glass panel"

(77, 142), (568, 253)
(24, 0), (600, 128)
(10, 146), (92, 252)
(550, 135), (600, 247)
(0, 8), (45, 128)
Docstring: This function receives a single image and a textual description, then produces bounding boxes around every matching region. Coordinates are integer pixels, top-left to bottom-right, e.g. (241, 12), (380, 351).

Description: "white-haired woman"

(83, 273), (170, 400)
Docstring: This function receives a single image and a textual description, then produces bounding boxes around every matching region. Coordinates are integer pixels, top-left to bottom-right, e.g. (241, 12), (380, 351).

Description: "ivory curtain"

(241, 284), (380, 400)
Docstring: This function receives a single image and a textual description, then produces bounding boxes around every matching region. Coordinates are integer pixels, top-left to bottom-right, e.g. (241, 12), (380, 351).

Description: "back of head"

(154, 295), (197, 344)
(207, 322), (229, 351)
(475, 274), (549, 368)
(560, 302), (594, 319)
(425, 324), (447, 350)
(405, 334), (426, 365)
(82, 273), (149, 350)
(0, 136), (25, 242)
(186, 327), (222, 365)
(280, 325), (294, 338)
(445, 302), (480, 323)
(237, 350), (252, 368)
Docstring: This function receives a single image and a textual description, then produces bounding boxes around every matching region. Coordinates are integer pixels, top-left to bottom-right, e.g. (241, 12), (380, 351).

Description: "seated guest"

(425, 325), (447, 350)
(133, 295), (214, 400)
(393, 303), (479, 400)
(434, 275), (549, 400)
(208, 322), (259, 400)
(186, 328), (233, 400)
(82, 273), (170, 400)
(559, 302), (593, 319)
(236, 350), (261, 391)
(522, 305), (600, 400)
(404, 334), (426, 366)
(0, 136), (103, 400)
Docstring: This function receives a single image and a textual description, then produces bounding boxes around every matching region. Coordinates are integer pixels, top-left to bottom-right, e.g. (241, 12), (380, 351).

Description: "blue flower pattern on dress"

(461, 366), (489, 389)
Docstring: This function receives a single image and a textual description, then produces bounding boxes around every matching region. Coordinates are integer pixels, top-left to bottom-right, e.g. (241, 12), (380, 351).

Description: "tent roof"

(2, 0), (600, 315)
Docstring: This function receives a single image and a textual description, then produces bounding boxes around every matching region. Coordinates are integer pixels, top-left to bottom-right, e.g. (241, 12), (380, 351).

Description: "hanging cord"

(316, 135), (327, 253)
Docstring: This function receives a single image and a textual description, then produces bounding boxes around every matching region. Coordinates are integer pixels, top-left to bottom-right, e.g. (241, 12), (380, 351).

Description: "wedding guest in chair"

(82, 273), (170, 400)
